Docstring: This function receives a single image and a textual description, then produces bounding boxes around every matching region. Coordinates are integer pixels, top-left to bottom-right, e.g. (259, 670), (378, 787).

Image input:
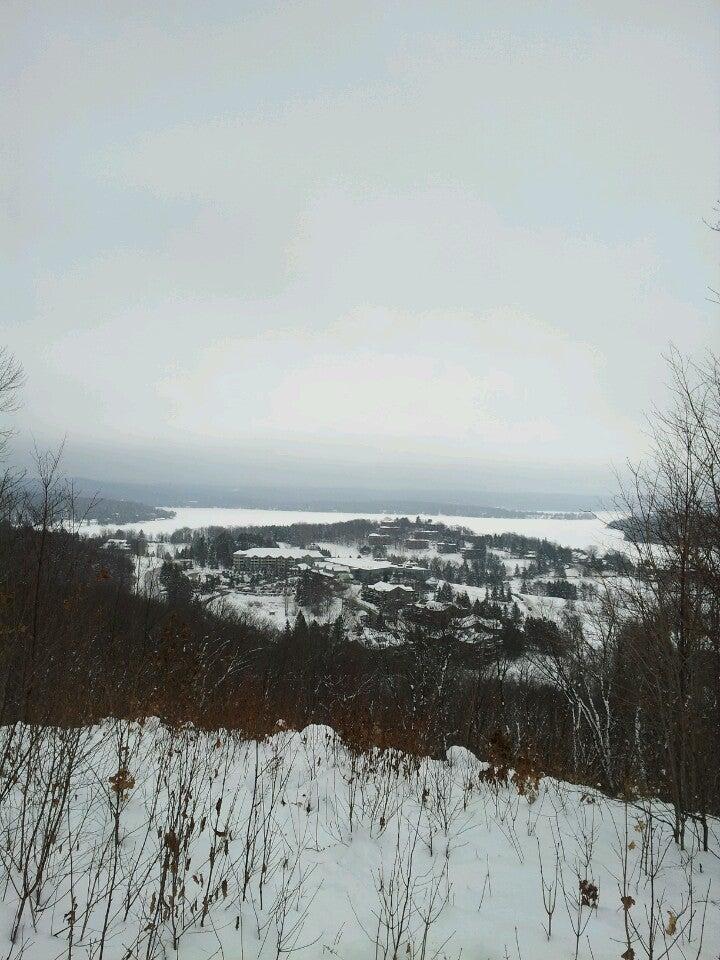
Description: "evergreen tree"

(331, 616), (344, 645)
(159, 561), (193, 606)
(499, 621), (525, 658)
(193, 534), (208, 567)
(293, 610), (309, 640)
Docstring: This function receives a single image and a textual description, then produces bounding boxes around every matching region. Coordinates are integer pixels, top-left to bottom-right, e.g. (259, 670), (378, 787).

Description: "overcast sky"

(3, 0), (719, 502)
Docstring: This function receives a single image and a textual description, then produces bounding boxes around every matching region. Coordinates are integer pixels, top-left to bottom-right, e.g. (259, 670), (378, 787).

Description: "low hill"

(70, 496), (175, 525)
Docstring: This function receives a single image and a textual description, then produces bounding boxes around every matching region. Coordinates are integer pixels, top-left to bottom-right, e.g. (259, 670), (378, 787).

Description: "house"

(405, 599), (460, 632)
(102, 538), (131, 552)
(319, 558), (399, 584)
(233, 547), (324, 575)
(397, 564), (431, 585)
(368, 533), (392, 546)
(364, 581), (414, 613)
(365, 581), (414, 596)
(378, 524), (401, 537)
(316, 562), (354, 585)
(436, 541), (460, 554)
(404, 538), (430, 550)
(416, 528), (443, 541)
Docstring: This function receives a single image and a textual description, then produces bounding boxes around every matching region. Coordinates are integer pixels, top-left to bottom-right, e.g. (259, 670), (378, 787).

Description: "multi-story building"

(319, 558), (399, 584)
(377, 524), (402, 539)
(404, 538), (430, 550)
(363, 581), (414, 613)
(436, 541), (460, 554)
(233, 547), (324, 575)
(368, 533), (392, 547)
(416, 528), (443, 541)
(396, 564), (430, 585)
(102, 538), (131, 552)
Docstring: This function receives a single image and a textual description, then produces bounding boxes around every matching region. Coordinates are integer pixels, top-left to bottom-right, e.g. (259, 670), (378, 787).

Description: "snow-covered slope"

(1, 721), (717, 959)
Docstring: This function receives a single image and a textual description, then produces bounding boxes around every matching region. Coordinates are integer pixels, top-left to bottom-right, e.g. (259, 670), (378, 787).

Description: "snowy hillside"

(1, 721), (716, 960)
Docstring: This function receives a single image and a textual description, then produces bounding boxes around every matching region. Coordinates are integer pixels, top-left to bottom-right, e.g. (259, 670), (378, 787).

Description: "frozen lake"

(84, 506), (628, 553)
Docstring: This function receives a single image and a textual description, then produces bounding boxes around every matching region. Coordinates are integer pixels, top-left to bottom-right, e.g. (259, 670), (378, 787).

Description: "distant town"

(100, 514), (630, 651)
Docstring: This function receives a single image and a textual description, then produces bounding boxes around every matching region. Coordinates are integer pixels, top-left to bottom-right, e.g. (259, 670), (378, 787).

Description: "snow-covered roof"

(103, 539), (131, 549)
(233, 547), (323, 560)
(367, 581), (414, 593)
(321, 558), (398, 572)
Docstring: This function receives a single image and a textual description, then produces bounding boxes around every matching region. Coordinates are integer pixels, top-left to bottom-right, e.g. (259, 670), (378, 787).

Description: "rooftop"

(233, 547), (324, 560)
(321, 558), (398, 572)
(367, 581), (414, 593)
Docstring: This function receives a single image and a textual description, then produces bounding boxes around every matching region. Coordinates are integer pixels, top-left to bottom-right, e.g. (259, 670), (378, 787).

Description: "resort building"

(364, 581), (414, 611)
(233, 547), (324, 575)
(319, 557), (399, 584)
(404, 538), (430, 550)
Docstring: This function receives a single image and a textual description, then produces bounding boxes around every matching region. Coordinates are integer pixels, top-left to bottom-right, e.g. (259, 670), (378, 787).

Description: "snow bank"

(0, 720), (716, 959)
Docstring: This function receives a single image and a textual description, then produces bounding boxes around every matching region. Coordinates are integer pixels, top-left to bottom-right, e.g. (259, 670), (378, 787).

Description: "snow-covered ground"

(83, 507), (628, 553)
(2, 721), (717, 960)
(216, 591), (344, 626)
(214, 590), (293, 624)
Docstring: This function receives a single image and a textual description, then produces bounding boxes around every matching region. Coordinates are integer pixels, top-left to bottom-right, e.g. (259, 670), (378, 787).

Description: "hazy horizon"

(12, 434), (619, 512)
(59, 476), (611, 516)
(4, 1), (719, 501)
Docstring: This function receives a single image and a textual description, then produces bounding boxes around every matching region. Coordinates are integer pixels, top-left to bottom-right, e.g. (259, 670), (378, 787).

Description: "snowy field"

(214, 590), (292, 624)
(214, 591), (344, 626)
(2, 721), (716, 960)
(84, 506), (628, 553)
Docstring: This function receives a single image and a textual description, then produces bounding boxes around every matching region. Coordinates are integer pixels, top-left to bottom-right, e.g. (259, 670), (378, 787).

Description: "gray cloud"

(3, 0), (718, 501)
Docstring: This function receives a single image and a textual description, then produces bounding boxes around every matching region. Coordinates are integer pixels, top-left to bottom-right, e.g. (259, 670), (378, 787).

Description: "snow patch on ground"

(1, 721), (716, 959)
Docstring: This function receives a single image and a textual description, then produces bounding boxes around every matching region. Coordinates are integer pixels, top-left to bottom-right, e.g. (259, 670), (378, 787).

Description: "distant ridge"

(70, 477), (603, 519)
(70, 497), (176, 526)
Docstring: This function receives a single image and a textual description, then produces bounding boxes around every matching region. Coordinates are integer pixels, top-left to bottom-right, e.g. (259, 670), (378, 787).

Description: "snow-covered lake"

(84, 506), (628, 553)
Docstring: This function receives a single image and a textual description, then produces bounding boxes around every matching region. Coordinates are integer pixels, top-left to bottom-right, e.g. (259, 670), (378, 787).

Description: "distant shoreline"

(82, 504), (598, 525)
(81, 506), (628, 554)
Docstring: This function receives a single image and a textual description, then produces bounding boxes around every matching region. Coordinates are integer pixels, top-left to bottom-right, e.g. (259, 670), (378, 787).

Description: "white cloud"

(3, 0), (718, 493)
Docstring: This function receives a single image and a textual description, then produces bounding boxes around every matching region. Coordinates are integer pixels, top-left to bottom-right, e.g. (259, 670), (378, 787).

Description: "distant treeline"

(141, 518), (478, 567)
(142, 519), (380, 567)
(81, 498), (175, 524)
(146, 524), (573, 558)
(475, 532), (574, 560)
(24, 490), (176, 525)
(607, 515), (657, 543)
(126, 524), (595, 572)
(606, 512), (713, 547)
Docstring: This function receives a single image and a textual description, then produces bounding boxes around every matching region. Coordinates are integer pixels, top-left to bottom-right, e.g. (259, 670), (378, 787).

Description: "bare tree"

(0, 348), (25, 519)
(618, 348), (720, 848)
